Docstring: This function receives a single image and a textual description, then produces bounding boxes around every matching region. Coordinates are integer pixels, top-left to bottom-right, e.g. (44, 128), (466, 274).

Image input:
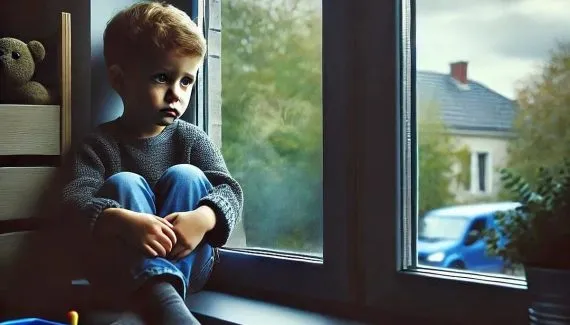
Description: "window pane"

(220, 0), (323, 257)
(416, 0), (569, 276)
(477, 153), (487, 192)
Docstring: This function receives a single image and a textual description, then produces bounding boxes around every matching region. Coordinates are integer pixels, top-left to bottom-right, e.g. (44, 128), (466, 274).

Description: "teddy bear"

(0, 37), (53, 105)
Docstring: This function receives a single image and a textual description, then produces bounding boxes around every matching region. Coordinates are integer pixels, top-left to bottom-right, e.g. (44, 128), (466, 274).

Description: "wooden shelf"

(0, 12), (71, 159)
(0, 11), (71, 227)
(0, 10), (73, 313)
(0, 104), (59, 108)
(0, 104), (61, 155)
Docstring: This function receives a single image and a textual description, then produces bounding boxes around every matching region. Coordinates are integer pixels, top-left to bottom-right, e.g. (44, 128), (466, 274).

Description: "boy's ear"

(107, 64), (124, 94)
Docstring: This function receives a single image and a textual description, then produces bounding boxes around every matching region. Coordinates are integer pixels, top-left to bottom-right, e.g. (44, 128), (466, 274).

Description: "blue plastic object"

(0, 318), (66, 325)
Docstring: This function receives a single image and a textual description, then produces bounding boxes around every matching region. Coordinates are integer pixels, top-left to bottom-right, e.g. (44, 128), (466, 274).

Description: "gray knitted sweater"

(61, 117), (243, 247)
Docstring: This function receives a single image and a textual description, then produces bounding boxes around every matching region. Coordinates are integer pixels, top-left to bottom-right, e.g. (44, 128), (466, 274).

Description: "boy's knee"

(162, 164), (207, 182)
(103, 171), (146, 190)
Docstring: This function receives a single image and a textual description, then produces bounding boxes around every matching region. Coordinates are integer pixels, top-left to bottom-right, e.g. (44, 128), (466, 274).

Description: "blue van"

(417, 202), (520, 272)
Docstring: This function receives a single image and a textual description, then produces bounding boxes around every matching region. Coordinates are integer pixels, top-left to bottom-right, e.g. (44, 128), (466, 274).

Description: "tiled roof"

(417, 71), (517, 132)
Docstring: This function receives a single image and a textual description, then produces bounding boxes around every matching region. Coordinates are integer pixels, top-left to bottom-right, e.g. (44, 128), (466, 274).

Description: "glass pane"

(416, 0), (569, 276)
(220, 0), (323, 257)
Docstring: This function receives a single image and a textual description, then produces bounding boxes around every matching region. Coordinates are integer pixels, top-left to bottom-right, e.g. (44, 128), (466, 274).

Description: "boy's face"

(115, 50), (203, 132)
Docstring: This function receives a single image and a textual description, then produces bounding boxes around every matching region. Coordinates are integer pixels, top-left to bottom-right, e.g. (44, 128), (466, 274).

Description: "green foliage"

(503, 41), (570, 194)
(485, 160), (570, 269)
(417, 101), (458, 216)
(455, 146), (471, 190)
(492, 41), (570, 269)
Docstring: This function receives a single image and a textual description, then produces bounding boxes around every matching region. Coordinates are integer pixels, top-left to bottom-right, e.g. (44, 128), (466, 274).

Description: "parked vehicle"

(417, 202), (520, 273)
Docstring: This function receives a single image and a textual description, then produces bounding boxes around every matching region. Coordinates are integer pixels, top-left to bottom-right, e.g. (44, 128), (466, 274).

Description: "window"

(476, 152), (488, 192)
(200, 0), (566, 322)
(469, 218), (486, 234)
(357, 0), (548, 323)
(219, 0), (324, 256)
(413, 0), (567, 278)
(203, 0), (353, 303)
(215, 0), (324, 252)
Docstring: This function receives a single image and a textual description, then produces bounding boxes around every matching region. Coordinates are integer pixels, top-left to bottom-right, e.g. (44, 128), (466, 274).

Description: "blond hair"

(103, 1), (206, 68)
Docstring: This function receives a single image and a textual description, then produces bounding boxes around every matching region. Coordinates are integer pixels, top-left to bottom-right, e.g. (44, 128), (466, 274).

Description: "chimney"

(450, 61), (468, 84)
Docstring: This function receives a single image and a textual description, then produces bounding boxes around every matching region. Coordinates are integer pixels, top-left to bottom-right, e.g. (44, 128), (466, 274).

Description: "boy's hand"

(120, 211), (178, 257)
(164, 206), (216, 260)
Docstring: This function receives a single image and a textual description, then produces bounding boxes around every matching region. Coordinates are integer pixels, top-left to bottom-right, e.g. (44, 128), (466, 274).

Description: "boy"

(61, 1), (243, 324)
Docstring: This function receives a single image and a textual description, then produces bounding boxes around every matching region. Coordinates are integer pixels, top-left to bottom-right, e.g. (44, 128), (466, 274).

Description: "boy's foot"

(133, 276), (200, 324)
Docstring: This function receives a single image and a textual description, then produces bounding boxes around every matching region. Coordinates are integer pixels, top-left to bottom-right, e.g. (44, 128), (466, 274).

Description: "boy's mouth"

(160, 108), (179, 118)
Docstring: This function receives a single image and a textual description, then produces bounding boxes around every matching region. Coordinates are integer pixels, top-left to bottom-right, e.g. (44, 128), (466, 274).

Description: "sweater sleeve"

(190, 128), (244, 247)
(61, 136), (121, 235)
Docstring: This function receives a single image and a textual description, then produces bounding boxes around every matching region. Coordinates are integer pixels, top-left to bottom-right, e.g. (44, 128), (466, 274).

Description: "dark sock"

(132, 277), (200, 325)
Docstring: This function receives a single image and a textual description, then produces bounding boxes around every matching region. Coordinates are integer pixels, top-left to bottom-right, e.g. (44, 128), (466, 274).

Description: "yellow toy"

(67, 311), (78, 325)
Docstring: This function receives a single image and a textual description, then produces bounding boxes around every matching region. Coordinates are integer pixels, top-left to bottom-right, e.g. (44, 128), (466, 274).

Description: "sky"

(416, 0), (570, 99)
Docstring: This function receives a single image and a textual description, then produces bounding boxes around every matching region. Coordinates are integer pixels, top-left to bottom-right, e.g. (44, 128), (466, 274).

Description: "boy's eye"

(181, 77), (194, 87)
(153, 74), (168, 83)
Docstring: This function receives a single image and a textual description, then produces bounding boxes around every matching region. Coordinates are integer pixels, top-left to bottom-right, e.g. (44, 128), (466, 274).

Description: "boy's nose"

(165, 88), (181, 103)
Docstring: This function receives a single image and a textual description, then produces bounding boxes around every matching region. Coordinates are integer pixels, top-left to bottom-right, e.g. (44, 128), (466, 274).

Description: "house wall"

(450, 133), (510, 203)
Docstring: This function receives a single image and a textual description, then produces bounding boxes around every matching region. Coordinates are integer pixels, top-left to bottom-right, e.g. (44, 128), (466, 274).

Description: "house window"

(467, 151), (492, 194)
(477, 152), (488, 192)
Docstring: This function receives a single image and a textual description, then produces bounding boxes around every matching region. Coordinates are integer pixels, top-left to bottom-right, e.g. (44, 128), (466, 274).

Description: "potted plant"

(485, 161), (570, 324)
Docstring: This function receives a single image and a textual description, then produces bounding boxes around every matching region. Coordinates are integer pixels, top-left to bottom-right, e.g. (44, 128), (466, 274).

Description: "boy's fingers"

(156, 233), (174, 253)
(160, 224), (178, 245)
(164, 213), (178, 223)
(150, 239), (167, 257)
(144, 244), (159, 257)
(156, 216), (174, 228)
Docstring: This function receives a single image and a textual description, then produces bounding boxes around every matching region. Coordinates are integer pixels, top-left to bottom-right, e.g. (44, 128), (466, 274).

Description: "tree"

(503, 41), (570, 194)
(221, 0), (323, 254)
(417, 101), (459, 217)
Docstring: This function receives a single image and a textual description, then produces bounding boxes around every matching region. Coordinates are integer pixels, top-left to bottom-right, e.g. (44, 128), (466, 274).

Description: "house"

(417, 61), (517, 202)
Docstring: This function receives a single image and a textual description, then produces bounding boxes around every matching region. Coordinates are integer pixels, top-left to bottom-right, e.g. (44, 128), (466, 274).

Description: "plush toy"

(0, 37), (53, 105)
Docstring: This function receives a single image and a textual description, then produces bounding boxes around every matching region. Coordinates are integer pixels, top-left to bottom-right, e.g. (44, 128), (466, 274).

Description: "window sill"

(69, 282), (362, 324)
(403, 267), (527, 290)
(186, 291), (363, 325)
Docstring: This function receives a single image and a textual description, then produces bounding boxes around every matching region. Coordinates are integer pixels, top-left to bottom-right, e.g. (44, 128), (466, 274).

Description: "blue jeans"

(88, 164), (215, 301)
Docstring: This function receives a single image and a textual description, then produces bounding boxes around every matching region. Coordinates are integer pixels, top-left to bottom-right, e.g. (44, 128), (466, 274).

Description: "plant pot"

(526, 265), (570, 324)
